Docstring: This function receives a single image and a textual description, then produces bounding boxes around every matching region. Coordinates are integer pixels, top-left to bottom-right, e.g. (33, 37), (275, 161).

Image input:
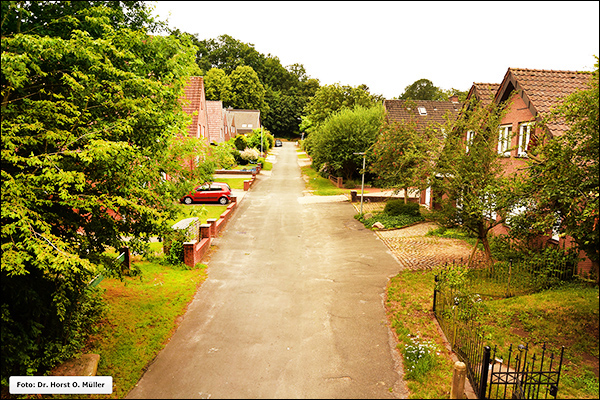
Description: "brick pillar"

(230, 196), (237, 203)
(206, 218), (217, 238)
(200, 224), (211, 239)
(350, 190), (357, 202)
(183, 241), (197, 268)
(244, 180), (250, 191)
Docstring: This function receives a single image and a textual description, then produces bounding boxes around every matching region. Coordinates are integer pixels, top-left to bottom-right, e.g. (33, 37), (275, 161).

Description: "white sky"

(149, 1), (599, 99)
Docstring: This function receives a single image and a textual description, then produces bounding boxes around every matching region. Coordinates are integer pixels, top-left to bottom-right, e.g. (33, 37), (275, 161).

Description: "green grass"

(167, 204), (227, 226)
(213, 177), (247, 190)
(386, 269), (599, 398)
(355, 211), (425, 230)
(78, 259), (208, 399)
(299, 165), (350, 196)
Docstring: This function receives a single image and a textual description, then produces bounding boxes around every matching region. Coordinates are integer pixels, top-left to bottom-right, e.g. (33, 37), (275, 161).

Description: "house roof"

(467, 83), (500, 105)
(383, 99), (462, 133)
(496, 68), (592, 135)
(227, 109), (261, 132)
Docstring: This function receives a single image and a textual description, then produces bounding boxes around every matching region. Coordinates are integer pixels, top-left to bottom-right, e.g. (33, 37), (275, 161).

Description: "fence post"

(478, 346), (491, 399)
(450, 361), (467, 399)
(433, 274), (439, 314)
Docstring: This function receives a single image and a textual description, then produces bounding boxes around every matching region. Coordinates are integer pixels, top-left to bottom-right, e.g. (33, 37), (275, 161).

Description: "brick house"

(382, 98), (463, 208)
(461, 69), (593, 274)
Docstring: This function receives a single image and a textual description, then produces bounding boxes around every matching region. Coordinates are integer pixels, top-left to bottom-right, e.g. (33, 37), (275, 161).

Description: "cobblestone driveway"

(351, 202), (476, 270)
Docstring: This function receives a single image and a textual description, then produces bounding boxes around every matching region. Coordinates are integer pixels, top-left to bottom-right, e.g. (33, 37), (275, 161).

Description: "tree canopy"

(303, 104), (385, 181)
(1, 1), (203, 379)
(398, 78), (467, 102)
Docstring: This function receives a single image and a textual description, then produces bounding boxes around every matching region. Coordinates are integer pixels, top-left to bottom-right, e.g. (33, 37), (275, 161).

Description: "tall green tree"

(228, 65), (268, 113)
(1, 3), (201, 379)
(371, 117), (439, 203)
(304, 104), (385, 181)
(514, 58), (599, 281)
(432, 97), (516, 265)
(397, 78), (467, 101)
(204, 67), (232, 103)
(302, 83), (383, 129)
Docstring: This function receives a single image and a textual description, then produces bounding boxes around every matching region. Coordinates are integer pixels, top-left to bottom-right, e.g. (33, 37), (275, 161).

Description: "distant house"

(180, 76), (209, 145)
(227, 109), (261, 135)
(207, 100), (227, 144)
(383, 97), (463, 209)
(460, 68), (592, 274)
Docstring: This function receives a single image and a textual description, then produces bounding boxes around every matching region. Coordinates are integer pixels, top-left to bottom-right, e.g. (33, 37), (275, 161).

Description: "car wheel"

(183, 197), (193, 205)
(218, 197), (228, 205)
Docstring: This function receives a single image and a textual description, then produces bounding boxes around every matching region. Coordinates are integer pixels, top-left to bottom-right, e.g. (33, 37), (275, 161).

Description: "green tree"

(371, 117), (439, 203)
(305, 104), (385, 181)
(432, 97), (517, 265)
(228, 65), (268, 113)
(303, 83), (383, 128)
(1, 3), (201, 380)
(516, 58), (599, 281)
(204, 67), (232, 103)
(397, 78), (467, 101)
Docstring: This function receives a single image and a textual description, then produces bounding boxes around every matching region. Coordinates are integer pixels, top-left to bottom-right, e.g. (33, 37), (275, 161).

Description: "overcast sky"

(149, 1), (599, 99)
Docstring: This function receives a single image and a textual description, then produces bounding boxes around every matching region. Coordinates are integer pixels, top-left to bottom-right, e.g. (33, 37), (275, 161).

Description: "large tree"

(304, 104), (385, 181)
(302, 83), (383, 129)
(228, 65), (268, 113)
(370, 116), (439, 203)
(398, 78), (467, 102)
(432, 97), (518, 265)
(1, 2), (202, 379)
(203, 67), (232, 103)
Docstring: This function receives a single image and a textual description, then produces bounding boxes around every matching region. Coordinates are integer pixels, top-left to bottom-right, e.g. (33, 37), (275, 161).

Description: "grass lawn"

(167, 204), (228, 226)
(299, 165), (351, 196)
(213, 177), (247, 190)
(77, 258), (208, 399)
(387, 269), (599, 399)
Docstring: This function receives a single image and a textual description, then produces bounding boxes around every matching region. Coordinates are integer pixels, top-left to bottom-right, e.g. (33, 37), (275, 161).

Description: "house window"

(418, 107), (427, 115)
(497, 125), (512, 157)
(466, 130), (475, 153)
(247, 124), (253, 128)
(518, 122), (533, 157)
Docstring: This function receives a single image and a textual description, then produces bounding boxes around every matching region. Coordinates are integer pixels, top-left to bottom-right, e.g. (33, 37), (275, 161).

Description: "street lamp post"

(353, 152), (366, 215)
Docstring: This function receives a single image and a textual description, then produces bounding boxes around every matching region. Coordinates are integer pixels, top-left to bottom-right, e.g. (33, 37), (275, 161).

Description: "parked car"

(275, 139), (282, 147)
(181, 182), (232, 205)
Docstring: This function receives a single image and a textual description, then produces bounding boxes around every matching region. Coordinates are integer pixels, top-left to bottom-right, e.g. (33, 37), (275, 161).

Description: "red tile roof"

(468, 83), (500, 105)
(383, 99), (462, 133)
(496, 68), (593, 135)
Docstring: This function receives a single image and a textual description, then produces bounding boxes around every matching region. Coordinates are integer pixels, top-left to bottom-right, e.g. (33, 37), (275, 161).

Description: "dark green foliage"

(384, 200), (421, 217)
(1, 280), (105, 380)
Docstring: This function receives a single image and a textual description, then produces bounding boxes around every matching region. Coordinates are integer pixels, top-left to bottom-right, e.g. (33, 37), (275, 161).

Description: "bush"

(384, 199), (421, 217)
(240, 147), (260, 163)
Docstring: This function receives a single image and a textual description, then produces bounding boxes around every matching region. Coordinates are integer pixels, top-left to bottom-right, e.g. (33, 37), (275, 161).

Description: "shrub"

(384, 199), (421, 217)
(240, 147), (260, 163)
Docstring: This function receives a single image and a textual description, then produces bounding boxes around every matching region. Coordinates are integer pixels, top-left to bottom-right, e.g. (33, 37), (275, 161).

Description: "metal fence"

(433, 267), (565, 399)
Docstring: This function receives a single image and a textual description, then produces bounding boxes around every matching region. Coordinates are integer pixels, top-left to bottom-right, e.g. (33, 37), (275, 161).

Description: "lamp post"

(353, 152), (366, 215)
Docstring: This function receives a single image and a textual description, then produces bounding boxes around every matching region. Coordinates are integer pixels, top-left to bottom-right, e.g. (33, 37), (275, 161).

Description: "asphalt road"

(127, 142), (407, 399)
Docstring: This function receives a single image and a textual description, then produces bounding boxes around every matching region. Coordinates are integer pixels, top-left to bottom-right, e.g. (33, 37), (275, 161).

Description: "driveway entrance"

(127, 142), (407, 399)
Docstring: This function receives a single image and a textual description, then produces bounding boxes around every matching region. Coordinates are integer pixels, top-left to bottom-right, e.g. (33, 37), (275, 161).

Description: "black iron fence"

(433, 266), (565, 399)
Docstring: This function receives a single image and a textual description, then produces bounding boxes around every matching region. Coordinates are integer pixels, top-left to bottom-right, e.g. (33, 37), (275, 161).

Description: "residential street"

(127, 142), (407, 399)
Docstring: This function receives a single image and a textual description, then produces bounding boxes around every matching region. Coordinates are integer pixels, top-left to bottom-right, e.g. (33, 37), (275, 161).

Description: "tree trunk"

(404, 187), (408, 204)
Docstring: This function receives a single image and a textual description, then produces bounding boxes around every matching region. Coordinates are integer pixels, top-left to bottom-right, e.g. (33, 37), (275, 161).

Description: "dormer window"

(418, 107), (427, 115)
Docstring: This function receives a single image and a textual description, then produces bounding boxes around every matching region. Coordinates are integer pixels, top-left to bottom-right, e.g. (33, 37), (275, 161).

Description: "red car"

(181, 182), (232, 205)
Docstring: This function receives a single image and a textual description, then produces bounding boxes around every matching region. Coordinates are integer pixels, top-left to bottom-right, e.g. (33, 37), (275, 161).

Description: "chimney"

(450, 95), (459, 103)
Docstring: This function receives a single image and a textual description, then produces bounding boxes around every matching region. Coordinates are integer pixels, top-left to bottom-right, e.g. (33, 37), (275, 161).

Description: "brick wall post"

(200, 224), (211, 239)
(183, 240), (197, 268)
(206, 218), (217, 238)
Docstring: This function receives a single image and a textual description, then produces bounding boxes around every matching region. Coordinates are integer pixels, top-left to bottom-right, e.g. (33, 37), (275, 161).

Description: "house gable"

(383, 99), (462, 136)
(495, 68), (591, 137)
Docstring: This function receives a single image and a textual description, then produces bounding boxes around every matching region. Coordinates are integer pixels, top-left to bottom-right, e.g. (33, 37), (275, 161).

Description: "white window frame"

(466, 130), (475, 153)
(418, 107), (427, 115)
(517, 122), (533, 157)
(497, 125), (512, 157)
